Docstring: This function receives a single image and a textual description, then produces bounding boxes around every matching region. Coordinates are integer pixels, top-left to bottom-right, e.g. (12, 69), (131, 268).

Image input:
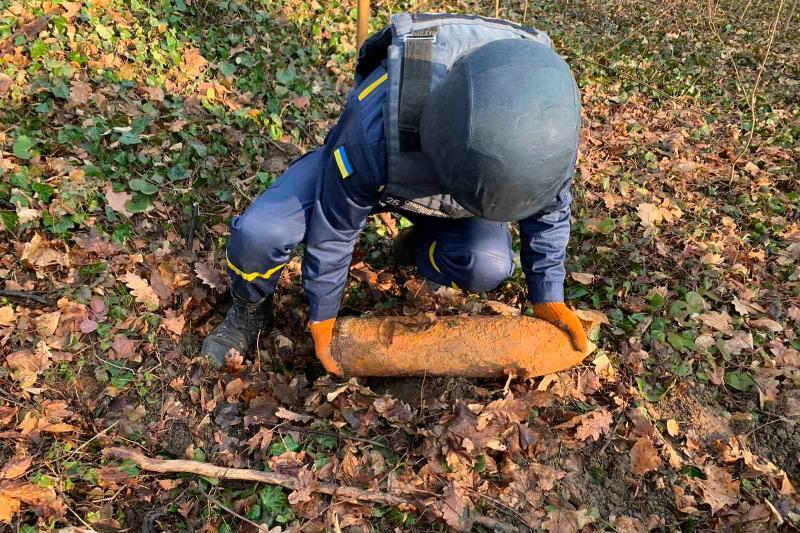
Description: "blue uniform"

(227, 65), (571, 322)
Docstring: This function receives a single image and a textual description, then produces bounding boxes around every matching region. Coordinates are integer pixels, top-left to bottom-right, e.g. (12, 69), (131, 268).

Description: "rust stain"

(330, 315), (599, 378)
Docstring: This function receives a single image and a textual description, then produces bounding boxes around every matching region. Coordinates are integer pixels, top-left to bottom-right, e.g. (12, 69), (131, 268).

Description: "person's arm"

(519, 178), (587, 352)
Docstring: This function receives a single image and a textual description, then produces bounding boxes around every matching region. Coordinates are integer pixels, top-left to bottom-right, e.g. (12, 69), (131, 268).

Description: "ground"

(0, 0), (798, 531)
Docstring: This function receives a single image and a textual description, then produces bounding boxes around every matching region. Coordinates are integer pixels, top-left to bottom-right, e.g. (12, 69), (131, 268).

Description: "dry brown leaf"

(570, 272), (596, 285)
(0, 480), (65, 520)
(20, 234), (66, 268)
(484, 300), (520, 316)
(68, 80), (93, 106)
(35, 310), (60, 337)
(105, 184), (132, 216)
(440, 481), (471, 531)
(161, 309), (185, 335)
(630, 436), (661, 475)
(0, 456), (32, 480)
(287, 467), (317, 505)
(666, 419), (680, 437)
(182, 47), (208, 78)
(111, 334), (137, 359)
(6, 345), (51, 388)
(723, 331), (753, 356)
(0, 306), (14, 327)
(750, 318), (783, 333)
(698, 312), (732, 333)
(194, 261), (225, 292)
(695, 465), (739, 514)
(787, 306), (800, 323)
(124, 273), (160, 310)
(637, 203), (662, 226)
(555, 408), (613, 442)
(275, 407), (313, 424)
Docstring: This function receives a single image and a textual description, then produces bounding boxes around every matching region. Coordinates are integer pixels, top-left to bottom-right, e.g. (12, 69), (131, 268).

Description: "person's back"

(201, 13), (586, 373)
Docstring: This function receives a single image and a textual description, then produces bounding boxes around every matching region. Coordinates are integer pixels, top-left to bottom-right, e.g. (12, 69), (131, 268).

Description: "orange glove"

(532, 302), (588, 353)
(309, 318), (343, 376)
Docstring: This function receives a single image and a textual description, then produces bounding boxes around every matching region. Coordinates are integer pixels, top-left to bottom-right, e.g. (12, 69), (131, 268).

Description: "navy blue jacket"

(302, 65), (571, 322)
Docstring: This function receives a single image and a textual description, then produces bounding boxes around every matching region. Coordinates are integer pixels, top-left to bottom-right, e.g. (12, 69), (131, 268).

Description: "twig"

(197, 481), (271, 532)
(0, 289), (48, 304)
(728, 0), (786, 184)
(105, 447), (519, 531)
(105, 446), (412, 506)
(186, 202), (199, 253)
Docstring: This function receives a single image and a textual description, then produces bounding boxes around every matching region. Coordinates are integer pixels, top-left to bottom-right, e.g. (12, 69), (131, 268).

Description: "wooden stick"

(0, 289), (48, 304)
(104, 447), (518, 531)
(356, 0), (370, 49)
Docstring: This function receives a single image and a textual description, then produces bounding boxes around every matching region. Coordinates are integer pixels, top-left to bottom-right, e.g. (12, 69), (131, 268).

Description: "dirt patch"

(564, 442), (681, 526)
(159, 421), (194, 458)
(751, 418), (800, 479)
(655, 383), (733, 444)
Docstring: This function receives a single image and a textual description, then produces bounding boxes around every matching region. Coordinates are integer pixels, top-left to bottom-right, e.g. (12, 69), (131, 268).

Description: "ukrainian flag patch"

(333, 146), (353, 179)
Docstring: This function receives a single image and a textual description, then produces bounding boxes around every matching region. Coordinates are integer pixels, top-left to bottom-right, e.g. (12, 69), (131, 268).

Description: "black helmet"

(420, 39), (581, 221)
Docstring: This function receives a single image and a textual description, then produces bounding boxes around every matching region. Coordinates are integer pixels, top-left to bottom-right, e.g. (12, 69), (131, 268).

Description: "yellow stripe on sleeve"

(358, 73), (388, 101)
(227, 254), (286, 282)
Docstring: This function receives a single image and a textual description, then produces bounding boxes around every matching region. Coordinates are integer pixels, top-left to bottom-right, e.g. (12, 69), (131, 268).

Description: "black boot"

(201, 292), (272, 368)
(392, 226), (419, 267)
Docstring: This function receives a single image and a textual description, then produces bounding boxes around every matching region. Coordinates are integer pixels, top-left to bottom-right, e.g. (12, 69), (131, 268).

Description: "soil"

(655, 382), (733, 445)
(751, 417), (800, 479)
(159, 421), (194, 458)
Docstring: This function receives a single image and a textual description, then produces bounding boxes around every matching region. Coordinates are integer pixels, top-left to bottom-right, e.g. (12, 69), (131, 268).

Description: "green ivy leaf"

(126, 193), (153, 213)
(685, 291), (704, 314)
(13, 135), (36, 160)
(128, 178), (158, 195)
(168, 163), (189, 181)
(724, 370), (755, 391)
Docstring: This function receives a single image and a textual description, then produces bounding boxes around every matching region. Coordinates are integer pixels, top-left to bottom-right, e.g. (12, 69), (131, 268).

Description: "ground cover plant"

(0, 0), (798, 529)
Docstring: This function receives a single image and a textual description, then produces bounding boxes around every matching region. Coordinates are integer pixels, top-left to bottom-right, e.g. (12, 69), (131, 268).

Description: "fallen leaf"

(124, 273), (160, 310)
(0, 480), (65, 521)
(79, 319), (97, 333)
(744, 161), (760, 175)
(637, 203), (662, 226)
(750, 318), (783, 333)
(182, 47), (208, 78)
(156, 479), (181, 490)
(0, 306), (14, 327)
(440, 481), (472, 531)
(68, 80), (93, 106)
(666, 419), (680, 437)
(111, 334), (138, 359)
(292, 96), (310, 109)
(484, 300), (520, 316)
(695, 464), (739, 514)
(161, 309), (185, 335)
(698, 311), (732, 332)
(700, 252), (724, 266)
(555, 408), (613, 442)
(570, 272), (596, 285)
(0, 456), (32, 480)
(105, 184), (132, 216)
(287, 467), (317, 505)
(630, 436), (661, 475)
(194, 261), (225, 292)
(275, 407), (313, 424)
(723, 331), (753, 356)
(787, 306), (800, 323)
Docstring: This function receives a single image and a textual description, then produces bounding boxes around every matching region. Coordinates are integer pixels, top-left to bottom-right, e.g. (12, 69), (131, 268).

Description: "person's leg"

(202, 150), (322, 365)
(226, 150), (322, 301)
(413, 217), (515, 292)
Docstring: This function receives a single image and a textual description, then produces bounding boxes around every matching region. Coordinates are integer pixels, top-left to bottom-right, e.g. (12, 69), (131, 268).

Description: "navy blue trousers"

(227, 150), (515, 303)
